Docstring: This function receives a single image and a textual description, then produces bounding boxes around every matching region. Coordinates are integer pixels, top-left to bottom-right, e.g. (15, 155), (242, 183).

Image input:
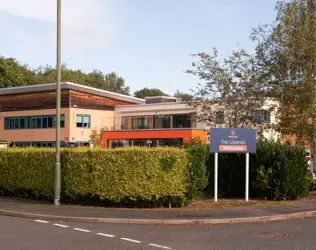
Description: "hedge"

(207, 140), (311, 200)
(0, 147), (189, 205)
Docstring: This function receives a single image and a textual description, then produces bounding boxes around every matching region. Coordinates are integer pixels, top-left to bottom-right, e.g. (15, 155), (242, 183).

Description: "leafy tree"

(186, 48), (271, 134)
(34, 65), (130, 95)
(134, 88), (168, 99)
(0, 56), (35, 88)
(252, 0), (316, 173)
(174, 90), (193, 102)
(102, 72), (130, 95)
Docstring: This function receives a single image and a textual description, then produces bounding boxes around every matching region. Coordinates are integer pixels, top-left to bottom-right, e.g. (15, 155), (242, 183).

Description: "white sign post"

(245, 153), (249, 202)
(214, 153), (218, 202)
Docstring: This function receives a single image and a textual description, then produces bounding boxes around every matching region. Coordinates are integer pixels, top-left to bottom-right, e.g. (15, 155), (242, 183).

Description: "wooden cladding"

(0, 90), (70, 112)
(70, 90), (132, 110)
(0, 89), (133, 112)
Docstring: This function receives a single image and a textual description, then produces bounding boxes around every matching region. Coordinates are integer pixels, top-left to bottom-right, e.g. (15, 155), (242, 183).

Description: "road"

(1, 215), (316, 249)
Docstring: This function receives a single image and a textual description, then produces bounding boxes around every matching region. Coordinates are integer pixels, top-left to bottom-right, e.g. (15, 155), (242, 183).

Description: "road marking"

(96, 233), (116, 238)
(121, 238), (142, 244)
(149, 243), (172, 249)
(74, 228), (91, 233)
(53, 223), (69, 228)
(34, 220), (49, 224)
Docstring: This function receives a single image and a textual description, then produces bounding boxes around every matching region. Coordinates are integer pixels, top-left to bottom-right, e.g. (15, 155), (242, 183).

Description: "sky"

(0, 0), (278, 95)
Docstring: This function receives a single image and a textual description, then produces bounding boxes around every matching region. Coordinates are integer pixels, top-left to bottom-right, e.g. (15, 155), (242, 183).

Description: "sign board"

(210, 128), (256, 153)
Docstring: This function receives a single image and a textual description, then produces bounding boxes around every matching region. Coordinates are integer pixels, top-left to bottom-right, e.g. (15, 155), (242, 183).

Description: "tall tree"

(186, 48), (271, 134)
(174, 90), (193, 102)
(134, 88), (168, 99)
(0, 57), (35, 88)
(34, 65), (130, 95)
(252, 0), (316, 172)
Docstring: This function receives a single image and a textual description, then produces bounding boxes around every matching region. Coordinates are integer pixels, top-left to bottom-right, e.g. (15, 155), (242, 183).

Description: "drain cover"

(257, 232), (293, 238)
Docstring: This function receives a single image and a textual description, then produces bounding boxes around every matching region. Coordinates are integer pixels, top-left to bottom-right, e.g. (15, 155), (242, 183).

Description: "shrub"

(0, 148), (55, 198)
(185, 143), (209, 199)
(62, 147), (188, 203)
(0, 147), (189, 206)
(253, 140), (311, 200)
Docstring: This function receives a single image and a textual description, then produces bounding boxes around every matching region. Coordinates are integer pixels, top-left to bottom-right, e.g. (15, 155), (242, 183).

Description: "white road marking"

(53, 223), (69, 228)
(96, 233), (116, 238)
(121, 238), (142, 244)
(34, 220), (49, 224)
(149, 243), (172, 249)
(73, 228), (91, 233)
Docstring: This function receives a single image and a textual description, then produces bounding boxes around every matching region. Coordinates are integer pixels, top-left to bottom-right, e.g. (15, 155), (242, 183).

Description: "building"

(0, 82), (143, 147)
(103, 96), (206, 148)
(0, 82), (279, 148)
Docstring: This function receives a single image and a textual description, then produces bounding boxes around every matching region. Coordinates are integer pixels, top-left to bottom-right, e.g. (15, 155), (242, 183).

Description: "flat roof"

(0, 82), (145, 104)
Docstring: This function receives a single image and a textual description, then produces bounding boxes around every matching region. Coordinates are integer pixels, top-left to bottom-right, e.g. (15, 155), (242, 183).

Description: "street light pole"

(54, 0), (61, 206)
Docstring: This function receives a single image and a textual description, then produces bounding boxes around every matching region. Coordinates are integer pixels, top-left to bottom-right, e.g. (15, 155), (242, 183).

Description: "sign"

(210, 128), (256, 153)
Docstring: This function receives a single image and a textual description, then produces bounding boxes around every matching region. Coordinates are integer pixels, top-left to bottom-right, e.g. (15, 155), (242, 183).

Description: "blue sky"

(0, 0), (278, 95)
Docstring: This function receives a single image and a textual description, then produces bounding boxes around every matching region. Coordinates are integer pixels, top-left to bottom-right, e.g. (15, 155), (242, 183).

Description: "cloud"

(0, 0), (116, 53)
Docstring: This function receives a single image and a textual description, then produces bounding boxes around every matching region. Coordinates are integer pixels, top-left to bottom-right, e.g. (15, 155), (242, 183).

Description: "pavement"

(2, 215), (316, 249)
(1, 196), (316, 225)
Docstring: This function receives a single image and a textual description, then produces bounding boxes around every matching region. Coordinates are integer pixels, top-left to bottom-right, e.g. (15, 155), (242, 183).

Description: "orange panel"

(102, 129), (206, 148)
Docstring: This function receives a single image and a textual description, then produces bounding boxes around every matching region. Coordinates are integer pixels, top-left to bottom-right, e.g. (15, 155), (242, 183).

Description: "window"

(173, 114), (196, 128)
(3, 114), (65, 130)
(215, 111), (225, 124)
(47, 116), (53, 128)
(20, 118), (26, 129)
(42, 117), (48, 128)
(154, 115), (171, 129)
(76, 115), (90, 128)
(252, 110), (270, 124)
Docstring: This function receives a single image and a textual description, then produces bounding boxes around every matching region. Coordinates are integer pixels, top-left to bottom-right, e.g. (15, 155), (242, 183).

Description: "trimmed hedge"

(0, 147), (189, 205)
(207, 140), (311, 200)
(185, 143), (209, 199)
(62, 147), (188, 202)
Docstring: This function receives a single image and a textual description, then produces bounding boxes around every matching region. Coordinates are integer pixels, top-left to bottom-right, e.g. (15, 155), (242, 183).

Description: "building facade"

(0, 82), (143, 147)
(0, 82), (279, 148)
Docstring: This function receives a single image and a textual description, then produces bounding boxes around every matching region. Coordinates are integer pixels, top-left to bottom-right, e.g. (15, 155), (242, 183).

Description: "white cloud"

(0, 0), (116, 52)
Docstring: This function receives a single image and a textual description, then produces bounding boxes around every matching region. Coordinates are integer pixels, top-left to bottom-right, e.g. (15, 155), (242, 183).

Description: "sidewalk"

(1, 196), (316, 225)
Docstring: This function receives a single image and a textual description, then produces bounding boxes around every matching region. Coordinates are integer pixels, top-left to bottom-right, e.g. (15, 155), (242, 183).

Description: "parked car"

(60, 142), (80, 148)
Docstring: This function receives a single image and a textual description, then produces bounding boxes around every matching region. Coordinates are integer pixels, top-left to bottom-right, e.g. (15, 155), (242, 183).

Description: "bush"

(0, 147), (189, 206)
(62, 147), (188, 203)
(253, 140), (311, 200)
(206, 140), (311, 200)
(0, 148), (55, 198)
(185, 143), (209, 199)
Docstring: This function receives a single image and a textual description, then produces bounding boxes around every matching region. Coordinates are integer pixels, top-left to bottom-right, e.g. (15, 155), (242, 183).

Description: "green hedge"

(185, 143), (209, 199)
(207, 140), (311, 200)
(0, 147), (189, 205)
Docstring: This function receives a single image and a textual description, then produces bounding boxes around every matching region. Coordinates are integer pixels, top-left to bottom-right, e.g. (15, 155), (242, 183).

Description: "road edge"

(1, 209), (316, 225)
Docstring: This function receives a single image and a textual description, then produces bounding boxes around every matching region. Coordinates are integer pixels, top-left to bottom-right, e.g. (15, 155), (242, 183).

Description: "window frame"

(3, 114), (65, 130)
(76, 114), (91, 129)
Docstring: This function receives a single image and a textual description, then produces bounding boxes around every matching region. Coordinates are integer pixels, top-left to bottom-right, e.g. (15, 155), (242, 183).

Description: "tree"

(252, 0), (316, 173)
(186, 48), (271, 134)
(103, 72), (130, 95)
(174, 90), (193, 102)
(34, 65), (130, 95)
(0, 56), (35, 88)
(134, 88), (168, 99)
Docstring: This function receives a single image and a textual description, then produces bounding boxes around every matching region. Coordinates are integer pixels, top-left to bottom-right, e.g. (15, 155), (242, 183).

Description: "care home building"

(0, 82), (144, 147)
(0, 82), (279, 148)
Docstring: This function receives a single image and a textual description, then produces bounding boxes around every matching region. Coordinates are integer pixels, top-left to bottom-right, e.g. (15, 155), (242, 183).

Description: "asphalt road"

(1, 215), (316, 250)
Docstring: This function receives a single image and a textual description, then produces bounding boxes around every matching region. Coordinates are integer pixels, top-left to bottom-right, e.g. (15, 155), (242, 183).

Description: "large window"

(4, 114), (65, 130)
(76, 114), (91, 128)
(172, 114), (196, 128)
(121, 114), (196, 130)
(252, 110), (271, 124)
